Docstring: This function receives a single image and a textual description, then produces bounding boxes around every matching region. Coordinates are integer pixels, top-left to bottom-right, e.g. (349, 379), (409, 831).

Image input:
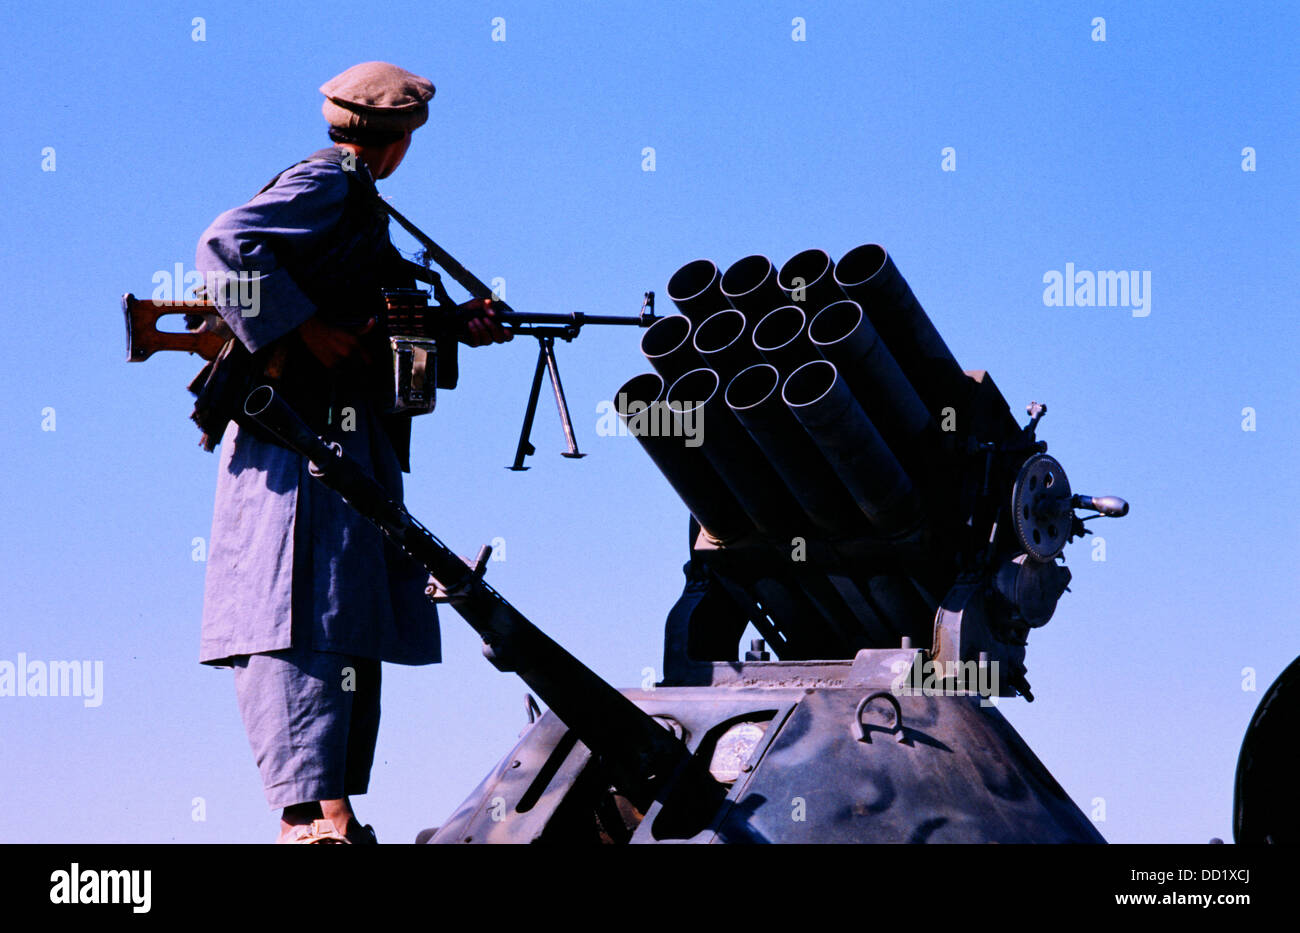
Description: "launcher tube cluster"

(629, 245), (956, 546)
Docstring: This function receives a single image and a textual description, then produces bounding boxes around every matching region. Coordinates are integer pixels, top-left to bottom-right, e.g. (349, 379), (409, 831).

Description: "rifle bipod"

(510, 333), (584, 470)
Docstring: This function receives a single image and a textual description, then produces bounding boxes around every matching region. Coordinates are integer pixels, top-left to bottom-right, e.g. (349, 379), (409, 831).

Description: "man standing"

(195, 62), (509, 843)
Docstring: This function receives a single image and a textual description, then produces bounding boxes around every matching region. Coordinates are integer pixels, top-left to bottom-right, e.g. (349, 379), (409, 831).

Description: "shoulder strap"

(252, 148), (456, 308)
(254, 146), (376, 197)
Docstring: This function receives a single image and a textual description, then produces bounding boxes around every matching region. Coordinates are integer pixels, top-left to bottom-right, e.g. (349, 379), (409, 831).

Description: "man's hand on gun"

(459, 297), (513, 347)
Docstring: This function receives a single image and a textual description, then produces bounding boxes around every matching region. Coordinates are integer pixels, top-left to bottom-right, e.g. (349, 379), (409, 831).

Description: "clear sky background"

(1, 0), (1295, 844)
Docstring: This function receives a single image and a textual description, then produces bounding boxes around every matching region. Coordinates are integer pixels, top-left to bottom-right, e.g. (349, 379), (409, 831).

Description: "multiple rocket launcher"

(618, 245), (989, 654)
(629, 245), (964, 540)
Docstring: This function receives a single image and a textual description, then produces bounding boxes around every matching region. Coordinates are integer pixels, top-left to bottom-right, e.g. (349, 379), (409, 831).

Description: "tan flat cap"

(320, 61), (436, 134)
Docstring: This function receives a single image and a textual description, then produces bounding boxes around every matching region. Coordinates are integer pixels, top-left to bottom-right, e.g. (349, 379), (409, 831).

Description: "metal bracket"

(853, 691), (907, 744)
(425, 544), (494, 602)
(307, 441), (343, 478)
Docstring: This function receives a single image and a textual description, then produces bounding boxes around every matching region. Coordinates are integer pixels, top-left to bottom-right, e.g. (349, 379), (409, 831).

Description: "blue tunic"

(195, 156), (441, 667)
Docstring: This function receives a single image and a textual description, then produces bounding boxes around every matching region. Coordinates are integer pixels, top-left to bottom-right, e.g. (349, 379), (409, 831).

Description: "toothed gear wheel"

(1011, 454), (1072, 561)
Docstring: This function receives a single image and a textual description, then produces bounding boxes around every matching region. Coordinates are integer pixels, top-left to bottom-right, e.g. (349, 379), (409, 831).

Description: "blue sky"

(1, 0), (1296, 843)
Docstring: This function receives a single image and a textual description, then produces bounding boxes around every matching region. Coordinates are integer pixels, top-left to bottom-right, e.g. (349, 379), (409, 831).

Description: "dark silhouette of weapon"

(123, 276), (655, 469)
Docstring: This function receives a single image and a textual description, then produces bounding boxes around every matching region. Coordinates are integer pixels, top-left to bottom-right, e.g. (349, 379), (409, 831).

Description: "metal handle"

(1073, 494), (1129, 517)
(853, 691), (906, 744)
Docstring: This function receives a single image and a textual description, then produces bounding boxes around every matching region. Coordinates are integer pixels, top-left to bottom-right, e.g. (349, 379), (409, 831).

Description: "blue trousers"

(231, 646), (381, 809)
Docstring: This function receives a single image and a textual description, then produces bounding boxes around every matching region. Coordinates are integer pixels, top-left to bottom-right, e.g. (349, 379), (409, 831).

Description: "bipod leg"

(508, 340), (549, 471)
(542, 336), (585, 460)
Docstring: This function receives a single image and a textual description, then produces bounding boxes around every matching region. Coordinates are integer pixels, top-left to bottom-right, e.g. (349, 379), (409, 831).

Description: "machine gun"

(122, 206), (657, 467)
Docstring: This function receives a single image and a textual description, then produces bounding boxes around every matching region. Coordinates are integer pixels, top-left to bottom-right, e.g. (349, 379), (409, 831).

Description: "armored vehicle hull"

(425, 652), (1103, 844)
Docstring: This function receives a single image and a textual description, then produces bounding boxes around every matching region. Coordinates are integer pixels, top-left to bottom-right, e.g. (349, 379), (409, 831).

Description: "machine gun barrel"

(491, 308), (652, 339)
(503, 310), (649, 327)
(242, 385), (695, 807)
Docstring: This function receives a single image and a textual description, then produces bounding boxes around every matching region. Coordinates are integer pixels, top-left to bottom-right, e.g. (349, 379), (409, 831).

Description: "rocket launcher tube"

(692, 310), (761, 384)
(808, 299), (939, 467)
(615, 372), (755, 544)
(724, 363), (865, 537)
(666, 258), (733, 324)
(666, 368), (811, 540)
(832, 245), (968, 420)
(778, 248), (846, 314)
(641, 314), (703, 386)
(752, 305), (822, 374)
(720, 254), (788, 318)
(782, 360), (921, 536)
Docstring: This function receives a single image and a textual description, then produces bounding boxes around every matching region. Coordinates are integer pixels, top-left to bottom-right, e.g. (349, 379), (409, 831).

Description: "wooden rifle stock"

(121, 292), (439, 365)
(122, 294), (228, 362)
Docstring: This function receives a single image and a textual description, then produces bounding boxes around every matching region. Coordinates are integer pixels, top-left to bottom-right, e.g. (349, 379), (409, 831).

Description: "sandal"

(276, 818), (379, 844)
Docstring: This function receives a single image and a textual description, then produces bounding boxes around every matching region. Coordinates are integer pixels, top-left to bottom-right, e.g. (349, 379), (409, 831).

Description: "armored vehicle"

(245, 243), (1128, 844)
